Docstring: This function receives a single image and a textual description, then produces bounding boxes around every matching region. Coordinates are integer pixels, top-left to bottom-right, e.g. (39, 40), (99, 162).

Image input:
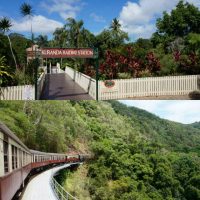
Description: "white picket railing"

(37, 72), (46, 100)
(0, 85), (35, 100)
(99, 75), (200, 100)
(51, 177), (78, 200)
(65, 66), (96, 99)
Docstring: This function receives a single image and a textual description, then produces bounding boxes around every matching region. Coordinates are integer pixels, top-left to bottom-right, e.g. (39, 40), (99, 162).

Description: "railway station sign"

(41, 48), (96, 59)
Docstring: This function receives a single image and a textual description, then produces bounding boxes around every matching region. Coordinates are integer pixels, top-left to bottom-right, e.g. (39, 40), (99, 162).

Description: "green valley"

(0, 101), (200, 200)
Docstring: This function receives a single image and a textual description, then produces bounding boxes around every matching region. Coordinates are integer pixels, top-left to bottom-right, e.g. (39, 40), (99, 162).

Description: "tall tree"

(110, 18), (121, 36)
(0, 17), (18, 69)
(66, 18), (84, 48)
(109, 18), (129, 47)
(156, 0), (200, 37)
(20, 3), (34, 42)
(53, 27), (67, 47)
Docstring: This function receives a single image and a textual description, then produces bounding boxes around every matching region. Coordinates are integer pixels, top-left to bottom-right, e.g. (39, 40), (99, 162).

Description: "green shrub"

(160, 54), (178, 75)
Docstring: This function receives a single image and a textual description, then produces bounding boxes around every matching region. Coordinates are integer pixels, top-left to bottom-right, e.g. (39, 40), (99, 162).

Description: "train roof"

(0, 122), (30, 152)
(30, 149), (66, 156)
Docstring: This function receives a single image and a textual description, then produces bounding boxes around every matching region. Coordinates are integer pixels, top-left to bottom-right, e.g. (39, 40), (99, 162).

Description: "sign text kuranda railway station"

(41, 48), (95, 58)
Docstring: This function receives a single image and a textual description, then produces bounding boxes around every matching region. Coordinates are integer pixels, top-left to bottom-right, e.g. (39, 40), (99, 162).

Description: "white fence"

(65, 66), (96, 99)
(0, 85), (35, 100)
(0, 67), (47, 100)
(99, 75), (200, 100)
(65, 67), (200, 100)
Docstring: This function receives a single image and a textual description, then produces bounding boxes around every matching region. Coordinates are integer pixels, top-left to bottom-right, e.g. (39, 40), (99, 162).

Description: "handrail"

(51, 176), (78, 200)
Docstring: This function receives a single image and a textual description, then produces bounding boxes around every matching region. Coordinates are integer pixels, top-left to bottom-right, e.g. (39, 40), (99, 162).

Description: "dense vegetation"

(0, 100), (200, 200)
(0, 1), (200, 87)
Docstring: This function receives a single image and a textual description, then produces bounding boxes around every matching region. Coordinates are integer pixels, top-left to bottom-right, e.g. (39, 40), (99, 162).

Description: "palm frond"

(0, 17), (12, 33)
(20, 3), (33, 17)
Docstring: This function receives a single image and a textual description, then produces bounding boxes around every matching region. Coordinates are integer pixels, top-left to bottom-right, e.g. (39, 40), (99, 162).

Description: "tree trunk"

(7, 35), (18, 69)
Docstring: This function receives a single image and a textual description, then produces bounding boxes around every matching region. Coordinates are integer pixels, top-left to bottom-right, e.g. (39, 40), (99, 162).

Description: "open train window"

(12, 145), (15, 169)
(3, 140), (9, 173)
(15, 147), (18, 168)
(23, 152), (25, 165)
(11, 145), (18, 170)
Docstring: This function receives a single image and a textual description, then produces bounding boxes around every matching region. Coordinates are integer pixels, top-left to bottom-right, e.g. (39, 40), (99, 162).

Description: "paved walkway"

(21, 164), (70, 200)
(41, 73), (93, 100)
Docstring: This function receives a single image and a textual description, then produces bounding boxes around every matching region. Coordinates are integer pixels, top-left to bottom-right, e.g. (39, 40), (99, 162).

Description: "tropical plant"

(66, 18), (84, 48)
(53, 27), (67, 48)
(110, 18), (129, 46)
(187, 33), (200, 54)
(0, 56), (13, 88)
(0, 56), (12, 76)
(0, 17), (18, 69)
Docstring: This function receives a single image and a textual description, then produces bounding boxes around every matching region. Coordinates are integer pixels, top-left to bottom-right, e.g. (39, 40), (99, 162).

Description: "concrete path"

(21, 164), (70, 200)
(41, 73), (93, 100)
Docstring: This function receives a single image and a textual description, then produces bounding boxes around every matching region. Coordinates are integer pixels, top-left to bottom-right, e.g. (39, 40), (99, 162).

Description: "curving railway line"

(0, 122), (86, 200)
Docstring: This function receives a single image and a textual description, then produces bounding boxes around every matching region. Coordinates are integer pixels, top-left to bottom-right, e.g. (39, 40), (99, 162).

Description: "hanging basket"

(104, 80), (115, 88)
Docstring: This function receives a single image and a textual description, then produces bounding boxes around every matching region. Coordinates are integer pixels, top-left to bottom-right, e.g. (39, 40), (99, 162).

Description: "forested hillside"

(110, 101), (200, 152)
(0, 101), (200, 200)
(191, 122), (200, 130)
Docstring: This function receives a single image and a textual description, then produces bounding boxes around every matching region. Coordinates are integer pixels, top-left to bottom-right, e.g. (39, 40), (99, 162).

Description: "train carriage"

(0, 123), (32, 200)
(0, 122), (83, 200)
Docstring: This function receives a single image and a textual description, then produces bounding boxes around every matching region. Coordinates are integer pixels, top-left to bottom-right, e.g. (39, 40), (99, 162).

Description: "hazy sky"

(120, 100), (200, 124)
(0, 0), (199, 40)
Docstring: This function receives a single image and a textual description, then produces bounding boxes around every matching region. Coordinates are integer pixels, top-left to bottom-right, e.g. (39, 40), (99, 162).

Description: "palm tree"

(35, 35), (48, 48)
(109, 18), (129, 46)
(0, 17), (18, 69)
(53, 27), (67, 47)
(110, 18), (121, 35)
(66, 18), (84, 48)
(20, 3), (34, 42)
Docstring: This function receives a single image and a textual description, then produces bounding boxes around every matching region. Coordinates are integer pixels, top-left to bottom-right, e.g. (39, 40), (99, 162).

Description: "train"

(0, 122), (85, 200)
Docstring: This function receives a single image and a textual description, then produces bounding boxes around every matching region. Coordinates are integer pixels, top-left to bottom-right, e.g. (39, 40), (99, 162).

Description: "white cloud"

(90, 13), (106, 23)
(11, 15), (63, 34)
(120, 100), (163, 113)
(163, 101), (200, 124)
(120, 100), (200, 124)
(41, 0), (83, 20)
(119, 0), (200, 39)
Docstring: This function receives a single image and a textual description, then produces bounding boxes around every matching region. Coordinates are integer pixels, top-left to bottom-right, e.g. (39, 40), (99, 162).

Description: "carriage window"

(19, 149), (22, 167)
(23, 152), (25, 165)
(12, 146), (18, 169)
(15, 147), (18, 168)
(12, 145), (15, 169)
(3, 141), (9, 173)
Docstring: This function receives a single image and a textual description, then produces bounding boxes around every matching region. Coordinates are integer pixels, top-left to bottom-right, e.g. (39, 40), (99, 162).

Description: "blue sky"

(120, 100), (200, 124)
(0, 0), (200, 40)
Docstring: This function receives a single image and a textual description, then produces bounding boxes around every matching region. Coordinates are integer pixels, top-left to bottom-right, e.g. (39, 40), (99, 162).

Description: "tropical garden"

(0, 0), (200, 87)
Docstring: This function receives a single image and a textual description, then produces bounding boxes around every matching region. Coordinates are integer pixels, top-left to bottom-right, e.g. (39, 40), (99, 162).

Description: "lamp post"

(34, 45), (39, 100)
(94, 48), (99, 101)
